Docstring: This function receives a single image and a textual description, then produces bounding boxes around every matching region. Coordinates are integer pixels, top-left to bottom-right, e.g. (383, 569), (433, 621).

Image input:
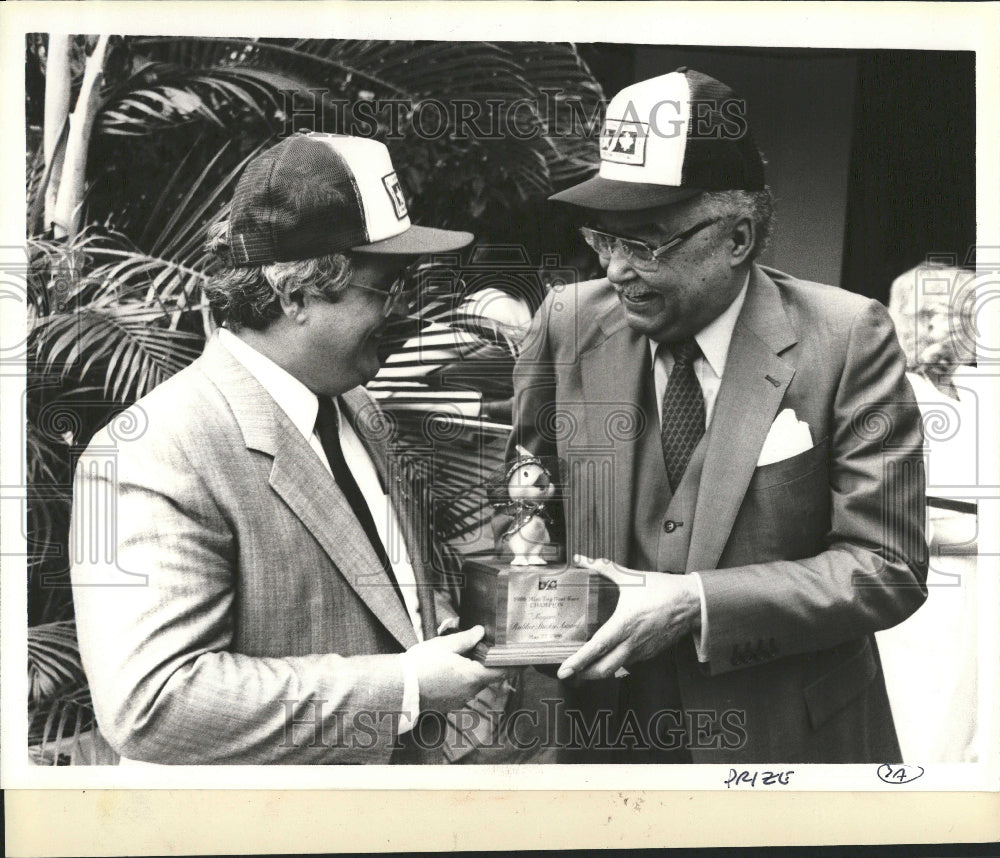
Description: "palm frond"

(122, 39), (601, 206)
(31, 234), (208, 401)
(29, 138), (262, 402)
(35, 304), (204, 403)
(97, 66), (289, 137)
(99, 137), (264, 285)
(28, 676), (119, 766)
(134, 38), (531, 99)
(505, 41), (604, 184)
(30, 725), (120, 766)
(27, 620), (86, 705)
(27, 619), (118, 765)
(371, 274), (529, 552)
(25, 417), (73, 580)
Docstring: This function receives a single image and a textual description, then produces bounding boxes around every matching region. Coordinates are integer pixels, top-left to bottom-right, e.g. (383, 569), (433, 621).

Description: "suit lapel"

(580, 319), (652, 564)
(198, 337), (417, 649)
(687, 266), (799, 572)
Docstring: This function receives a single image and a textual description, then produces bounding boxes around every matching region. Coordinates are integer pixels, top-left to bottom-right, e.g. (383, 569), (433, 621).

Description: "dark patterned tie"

(659, 339), (706, 491)
(315, 396), (405, 608)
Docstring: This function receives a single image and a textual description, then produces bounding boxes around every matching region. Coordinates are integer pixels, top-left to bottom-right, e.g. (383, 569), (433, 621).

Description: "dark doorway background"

(579, 45), (976, 304)
(840, 50), (976, 300)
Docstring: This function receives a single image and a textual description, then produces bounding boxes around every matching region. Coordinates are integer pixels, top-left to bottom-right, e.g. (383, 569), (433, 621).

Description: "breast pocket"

(749, 436), (830, 491)
(735, 438), (831, 561)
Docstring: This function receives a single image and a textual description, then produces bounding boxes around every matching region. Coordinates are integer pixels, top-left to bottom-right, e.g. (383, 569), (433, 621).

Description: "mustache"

(611, 282), (658, 299)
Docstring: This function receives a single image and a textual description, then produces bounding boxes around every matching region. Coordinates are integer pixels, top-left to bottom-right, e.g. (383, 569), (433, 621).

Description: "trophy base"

(470, 640), (583, 667)
(459, 559), (618, 668)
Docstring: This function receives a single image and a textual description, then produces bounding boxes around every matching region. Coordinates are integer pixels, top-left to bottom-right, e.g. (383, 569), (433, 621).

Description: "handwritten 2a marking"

(877, 764), (924, 784)
(723, 769), (794, 788)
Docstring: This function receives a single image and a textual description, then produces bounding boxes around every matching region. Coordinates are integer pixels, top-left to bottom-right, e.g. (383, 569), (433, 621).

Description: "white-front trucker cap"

(550, 67), (766, 211)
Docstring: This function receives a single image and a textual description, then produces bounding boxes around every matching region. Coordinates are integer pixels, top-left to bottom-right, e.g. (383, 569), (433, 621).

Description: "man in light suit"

(71, 133), (504, 763)
(509, 69), (928, 762)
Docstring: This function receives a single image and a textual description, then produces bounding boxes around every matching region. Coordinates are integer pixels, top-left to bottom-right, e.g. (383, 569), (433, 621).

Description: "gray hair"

(203, 220), (354, 331)
(698, 189), (775, 260)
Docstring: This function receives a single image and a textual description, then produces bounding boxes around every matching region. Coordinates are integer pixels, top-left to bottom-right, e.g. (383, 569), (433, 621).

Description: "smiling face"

(594, 197), (753, 345)
(293, 253), (410, 396)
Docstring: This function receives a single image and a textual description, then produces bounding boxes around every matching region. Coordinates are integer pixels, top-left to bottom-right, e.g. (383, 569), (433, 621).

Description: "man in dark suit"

(508, 69), (928, 762)
(71, 133), (503, 763)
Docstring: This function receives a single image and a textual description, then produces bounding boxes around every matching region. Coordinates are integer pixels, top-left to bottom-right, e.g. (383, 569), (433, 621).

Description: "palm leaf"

(27, 620), (86, 705)
(120, 39), (602, 204)
(370, 270), (531, 554)
(28, 669), (119, 766)
(25, 419), (72, 581)
(34, 301), (204, 403)
(97, 65), (288, 137)
(134, 38), (533, 99)
(30, 724), (120, 766)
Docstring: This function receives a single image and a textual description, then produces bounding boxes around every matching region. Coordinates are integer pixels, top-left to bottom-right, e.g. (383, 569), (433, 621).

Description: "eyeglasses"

(579, 218), (722, 270)
(352, 268), (419, 317)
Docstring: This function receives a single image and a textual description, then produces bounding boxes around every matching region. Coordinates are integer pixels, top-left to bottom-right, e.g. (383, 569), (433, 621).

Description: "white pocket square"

(756, 408), (813, 467)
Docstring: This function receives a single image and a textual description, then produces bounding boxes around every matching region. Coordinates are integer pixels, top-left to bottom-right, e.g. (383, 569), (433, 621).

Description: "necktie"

(314, 397), (405, 608)
(659, 339), (706, 491)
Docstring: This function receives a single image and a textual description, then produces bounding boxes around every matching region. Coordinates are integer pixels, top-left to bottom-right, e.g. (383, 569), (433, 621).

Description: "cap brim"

(549, 176), (702, 211)
(353, 224), (473, 255)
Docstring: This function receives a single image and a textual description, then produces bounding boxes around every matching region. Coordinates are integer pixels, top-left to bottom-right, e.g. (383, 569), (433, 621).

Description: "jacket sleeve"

(698, 299), (929, 675)
(70, 426), (408, 764)
(509, 292), (560, 460)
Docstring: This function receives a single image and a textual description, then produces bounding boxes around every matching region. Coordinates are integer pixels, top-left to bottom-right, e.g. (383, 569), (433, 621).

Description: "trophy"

(459, 447), (618, 666)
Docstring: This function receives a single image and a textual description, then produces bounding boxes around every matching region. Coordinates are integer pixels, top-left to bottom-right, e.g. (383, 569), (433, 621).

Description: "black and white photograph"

(2, 0), (998, 851)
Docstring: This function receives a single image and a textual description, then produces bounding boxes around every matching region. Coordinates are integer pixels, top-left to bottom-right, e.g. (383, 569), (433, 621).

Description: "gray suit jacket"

(71, 335), (448, 763)
(510, 264), (928, 762)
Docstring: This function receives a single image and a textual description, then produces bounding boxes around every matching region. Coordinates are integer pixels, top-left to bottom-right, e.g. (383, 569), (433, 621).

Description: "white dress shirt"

(647, 275), (749, 662)
(218, 328), (422, 728)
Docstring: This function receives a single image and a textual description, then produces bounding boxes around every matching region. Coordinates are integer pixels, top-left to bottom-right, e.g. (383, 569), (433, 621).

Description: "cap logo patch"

(600, 118), (649, 166)
(382, 172), (408, 220)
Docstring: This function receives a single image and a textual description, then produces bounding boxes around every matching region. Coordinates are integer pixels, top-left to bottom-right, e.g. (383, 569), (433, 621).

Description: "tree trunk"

(42, 34), (72, 231)
(52, 35), (109, 240)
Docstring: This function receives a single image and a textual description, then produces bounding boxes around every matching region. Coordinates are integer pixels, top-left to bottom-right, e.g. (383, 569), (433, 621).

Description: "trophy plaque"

(459, 560), (619, 666)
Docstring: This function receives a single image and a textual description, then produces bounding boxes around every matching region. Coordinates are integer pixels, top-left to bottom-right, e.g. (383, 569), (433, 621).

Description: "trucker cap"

(550, 67), (766, 211)
(228, 133), (473, 266)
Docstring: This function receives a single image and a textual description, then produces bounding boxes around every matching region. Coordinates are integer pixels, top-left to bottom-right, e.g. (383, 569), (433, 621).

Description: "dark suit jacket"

(71, 335), (449, 763)
(509, 264), (928, 763)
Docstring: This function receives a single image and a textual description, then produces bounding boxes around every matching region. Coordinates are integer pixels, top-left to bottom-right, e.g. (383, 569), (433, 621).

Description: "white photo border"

(2, 0), (998, 805)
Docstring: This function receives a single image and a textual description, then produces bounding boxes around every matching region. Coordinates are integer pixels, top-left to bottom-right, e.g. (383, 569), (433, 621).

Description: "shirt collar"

(648, 271), (750, 377)
(217, 327), (326, 441)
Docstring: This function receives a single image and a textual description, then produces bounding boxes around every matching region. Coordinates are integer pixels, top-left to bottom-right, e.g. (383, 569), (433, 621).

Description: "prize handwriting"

(723, 769), (794, 788)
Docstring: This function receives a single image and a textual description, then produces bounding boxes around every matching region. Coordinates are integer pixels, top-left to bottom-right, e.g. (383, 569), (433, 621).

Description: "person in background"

(878, 264), (981, 763)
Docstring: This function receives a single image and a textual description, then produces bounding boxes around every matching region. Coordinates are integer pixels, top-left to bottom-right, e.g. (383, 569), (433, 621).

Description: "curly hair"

(203, 220), (354, 331)
(698, 188), (776, 260)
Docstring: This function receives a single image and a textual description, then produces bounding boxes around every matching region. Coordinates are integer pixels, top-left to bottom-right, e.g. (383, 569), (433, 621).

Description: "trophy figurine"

(459, 447), (617, 666)
(497, 445), (556, 565)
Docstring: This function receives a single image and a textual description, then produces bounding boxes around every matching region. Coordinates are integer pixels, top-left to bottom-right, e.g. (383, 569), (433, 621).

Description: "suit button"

(663, 520), (680, 533)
